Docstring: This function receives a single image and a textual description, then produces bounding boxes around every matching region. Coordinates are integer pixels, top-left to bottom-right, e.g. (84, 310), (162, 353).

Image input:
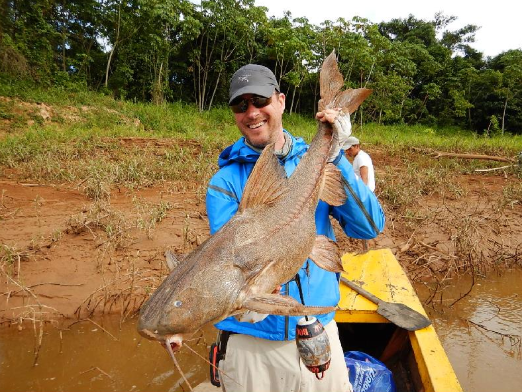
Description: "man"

(205, 64), (385, 392)
(344, 136), (375, 192)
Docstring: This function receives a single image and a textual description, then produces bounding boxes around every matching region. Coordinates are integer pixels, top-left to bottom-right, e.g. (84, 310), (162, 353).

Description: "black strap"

(209, 330), (235, 387)
(218, 330), (233, 354)
(294, 273), (309, 322)
(342, 177), (380, 234)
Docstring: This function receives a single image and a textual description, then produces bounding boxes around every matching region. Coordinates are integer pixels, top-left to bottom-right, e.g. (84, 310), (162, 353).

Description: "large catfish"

(138, 51), (371, 351)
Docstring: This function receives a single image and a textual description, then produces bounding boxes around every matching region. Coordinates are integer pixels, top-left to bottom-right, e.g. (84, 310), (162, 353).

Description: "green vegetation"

(1, 86), (520, 201)
(1, 86), (520, 308)
(1, 0), (522, 134)
(358, 123), (522, 156)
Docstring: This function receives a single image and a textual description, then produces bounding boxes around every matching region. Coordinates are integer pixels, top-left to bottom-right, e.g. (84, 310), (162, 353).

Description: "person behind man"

(205, 64), (385, 392)
(345, 136), (375, 192)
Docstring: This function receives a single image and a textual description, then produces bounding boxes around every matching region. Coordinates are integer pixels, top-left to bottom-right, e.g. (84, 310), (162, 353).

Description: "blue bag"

(344, 351), (396, 392)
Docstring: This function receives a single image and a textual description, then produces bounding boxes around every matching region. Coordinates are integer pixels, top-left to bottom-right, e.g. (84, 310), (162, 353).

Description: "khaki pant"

(218, 320), (352, 392)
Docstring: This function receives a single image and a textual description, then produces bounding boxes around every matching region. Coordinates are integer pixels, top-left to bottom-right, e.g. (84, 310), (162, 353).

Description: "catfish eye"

(174, 300), (182, 308)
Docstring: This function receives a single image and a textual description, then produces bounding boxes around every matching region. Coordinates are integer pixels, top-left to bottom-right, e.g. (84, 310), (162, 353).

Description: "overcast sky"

(252, 0), (521, 57)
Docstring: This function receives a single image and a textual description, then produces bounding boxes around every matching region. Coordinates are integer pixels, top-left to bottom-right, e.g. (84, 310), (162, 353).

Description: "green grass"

(355, 123), (522, 157)
(1, 82), (521, 194)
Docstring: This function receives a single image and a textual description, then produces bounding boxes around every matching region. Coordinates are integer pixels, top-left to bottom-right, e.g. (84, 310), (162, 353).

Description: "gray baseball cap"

(229, 64), (279, 104)
(344, 136), (360, 148)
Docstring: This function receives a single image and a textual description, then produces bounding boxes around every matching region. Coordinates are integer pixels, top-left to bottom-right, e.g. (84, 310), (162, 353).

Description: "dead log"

(475, 165), (514, 172)
(433, 152), (515, 163)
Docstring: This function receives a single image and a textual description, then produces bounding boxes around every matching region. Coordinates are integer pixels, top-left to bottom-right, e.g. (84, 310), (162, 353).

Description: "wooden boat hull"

(336, 248), (462, 392)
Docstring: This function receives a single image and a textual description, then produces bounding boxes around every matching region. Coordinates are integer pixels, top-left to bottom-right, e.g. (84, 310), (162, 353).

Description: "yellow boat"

(336, 248), (463, 392)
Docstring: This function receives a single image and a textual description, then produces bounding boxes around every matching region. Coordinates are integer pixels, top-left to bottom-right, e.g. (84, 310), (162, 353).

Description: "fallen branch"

(448, 268), (475, 308)
(433, 152), (515, 163)
(418, 241), (458, 259)
(475, 164), (515, 172)
(68, 318), (119, 341)
(78, 366), (115, 381)
(466, 318), (521, 349)
(2, 282), (84, 297)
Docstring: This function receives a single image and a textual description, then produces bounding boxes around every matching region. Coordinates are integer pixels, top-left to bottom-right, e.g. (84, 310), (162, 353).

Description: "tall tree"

(491, 50), (522, 134)
(189, 0), (267, 111)
(106, 0), (200, 102)
(265, 14), (316, 114)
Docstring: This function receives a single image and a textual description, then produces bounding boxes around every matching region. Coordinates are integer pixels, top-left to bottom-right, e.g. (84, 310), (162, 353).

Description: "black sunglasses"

(230, 96), (272, 113)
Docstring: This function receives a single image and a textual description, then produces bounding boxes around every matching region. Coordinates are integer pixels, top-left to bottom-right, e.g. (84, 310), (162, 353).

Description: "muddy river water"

(1, 269), (521, 392)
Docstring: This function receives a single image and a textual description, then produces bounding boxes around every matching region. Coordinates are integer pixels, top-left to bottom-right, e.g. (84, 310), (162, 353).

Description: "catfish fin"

(165, 250), (182, 271)
(238, 142), (289, 213)
(320, 163), (346, 206)
(309, 235), (344, 273)
(242, 294), (335, 316)
(319, 50), (344, 110)
(332, 88), (373, 115)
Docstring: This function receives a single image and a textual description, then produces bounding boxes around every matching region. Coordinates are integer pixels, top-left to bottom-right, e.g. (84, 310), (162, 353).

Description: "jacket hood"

(217, 130), (308, 168)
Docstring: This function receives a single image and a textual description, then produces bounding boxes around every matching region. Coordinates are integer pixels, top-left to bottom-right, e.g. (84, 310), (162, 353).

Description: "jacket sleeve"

(206, 175), (240, 235)
(330, 153), (385, 239)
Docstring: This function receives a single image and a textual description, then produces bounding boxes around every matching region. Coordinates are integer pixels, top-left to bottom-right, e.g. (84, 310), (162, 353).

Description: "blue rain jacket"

(205, 130), (385, 341)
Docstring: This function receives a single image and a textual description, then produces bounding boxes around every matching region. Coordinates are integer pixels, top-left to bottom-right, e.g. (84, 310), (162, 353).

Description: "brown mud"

(1, 145), (521, 329)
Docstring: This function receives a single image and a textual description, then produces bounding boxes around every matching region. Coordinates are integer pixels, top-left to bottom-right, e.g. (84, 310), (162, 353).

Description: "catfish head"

(137, 251), (206, 351)
(137, 277), (199, 351)
(137, 250), (242, 352)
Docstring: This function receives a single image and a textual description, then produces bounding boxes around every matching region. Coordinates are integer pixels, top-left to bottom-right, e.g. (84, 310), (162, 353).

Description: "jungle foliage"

(1, 0), (522, 134)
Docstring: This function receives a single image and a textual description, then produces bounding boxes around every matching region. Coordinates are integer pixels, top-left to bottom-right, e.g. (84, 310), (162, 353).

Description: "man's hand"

(316, 109), (352, 162)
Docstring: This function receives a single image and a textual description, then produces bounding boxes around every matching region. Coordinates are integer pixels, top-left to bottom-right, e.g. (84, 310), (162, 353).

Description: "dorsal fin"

(238, 143), (289, 213)
(320, 163), (346, 206)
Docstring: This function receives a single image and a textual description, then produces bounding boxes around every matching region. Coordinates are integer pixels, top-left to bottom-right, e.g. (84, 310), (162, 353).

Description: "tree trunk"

(105, 44), (116, 88)
(207, 71), (222, 111)
(290, 86), (297, 115)
(152, 61), (164, 105)
(502, 98), (508, 135)
(105, 4), (121, 88)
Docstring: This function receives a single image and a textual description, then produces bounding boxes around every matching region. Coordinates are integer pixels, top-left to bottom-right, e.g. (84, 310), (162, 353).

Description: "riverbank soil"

(1, 148), (521, 328)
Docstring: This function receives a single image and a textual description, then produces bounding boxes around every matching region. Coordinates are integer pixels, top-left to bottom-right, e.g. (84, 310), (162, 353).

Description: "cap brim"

(229, 85), (276, 104)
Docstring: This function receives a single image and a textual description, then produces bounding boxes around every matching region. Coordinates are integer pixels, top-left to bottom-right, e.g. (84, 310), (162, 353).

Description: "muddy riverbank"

(1, 149), (521, 392)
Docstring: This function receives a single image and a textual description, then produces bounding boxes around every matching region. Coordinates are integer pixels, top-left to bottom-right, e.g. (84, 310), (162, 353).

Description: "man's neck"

(245, 132), (292, 158)
(274, 130), (286, 150)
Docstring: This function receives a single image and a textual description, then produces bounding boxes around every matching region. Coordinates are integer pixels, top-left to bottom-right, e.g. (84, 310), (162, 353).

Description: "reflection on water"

(1, 269), (521, 392)
(416, 269), (522, 392)
(0, 317), (217, 392)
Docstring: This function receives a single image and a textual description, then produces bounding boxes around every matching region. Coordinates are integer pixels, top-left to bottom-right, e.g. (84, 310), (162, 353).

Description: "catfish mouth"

(163, 335), (183, 352)
(139, 328), (184, 352)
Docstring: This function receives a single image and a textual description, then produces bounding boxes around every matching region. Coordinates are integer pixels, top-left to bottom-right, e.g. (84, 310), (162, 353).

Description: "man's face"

(346, 145), (359, 158)
(232, 92), (286, 149)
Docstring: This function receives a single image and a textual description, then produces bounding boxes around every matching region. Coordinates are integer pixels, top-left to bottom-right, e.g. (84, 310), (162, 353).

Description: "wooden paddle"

(340, 276), (431, 331)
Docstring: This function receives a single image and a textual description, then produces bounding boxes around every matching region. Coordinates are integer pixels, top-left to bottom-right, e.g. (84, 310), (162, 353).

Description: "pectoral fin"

(320, 163), (346, 206)
(309, 235), (344, 272)
(242, 294), (335, 316)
